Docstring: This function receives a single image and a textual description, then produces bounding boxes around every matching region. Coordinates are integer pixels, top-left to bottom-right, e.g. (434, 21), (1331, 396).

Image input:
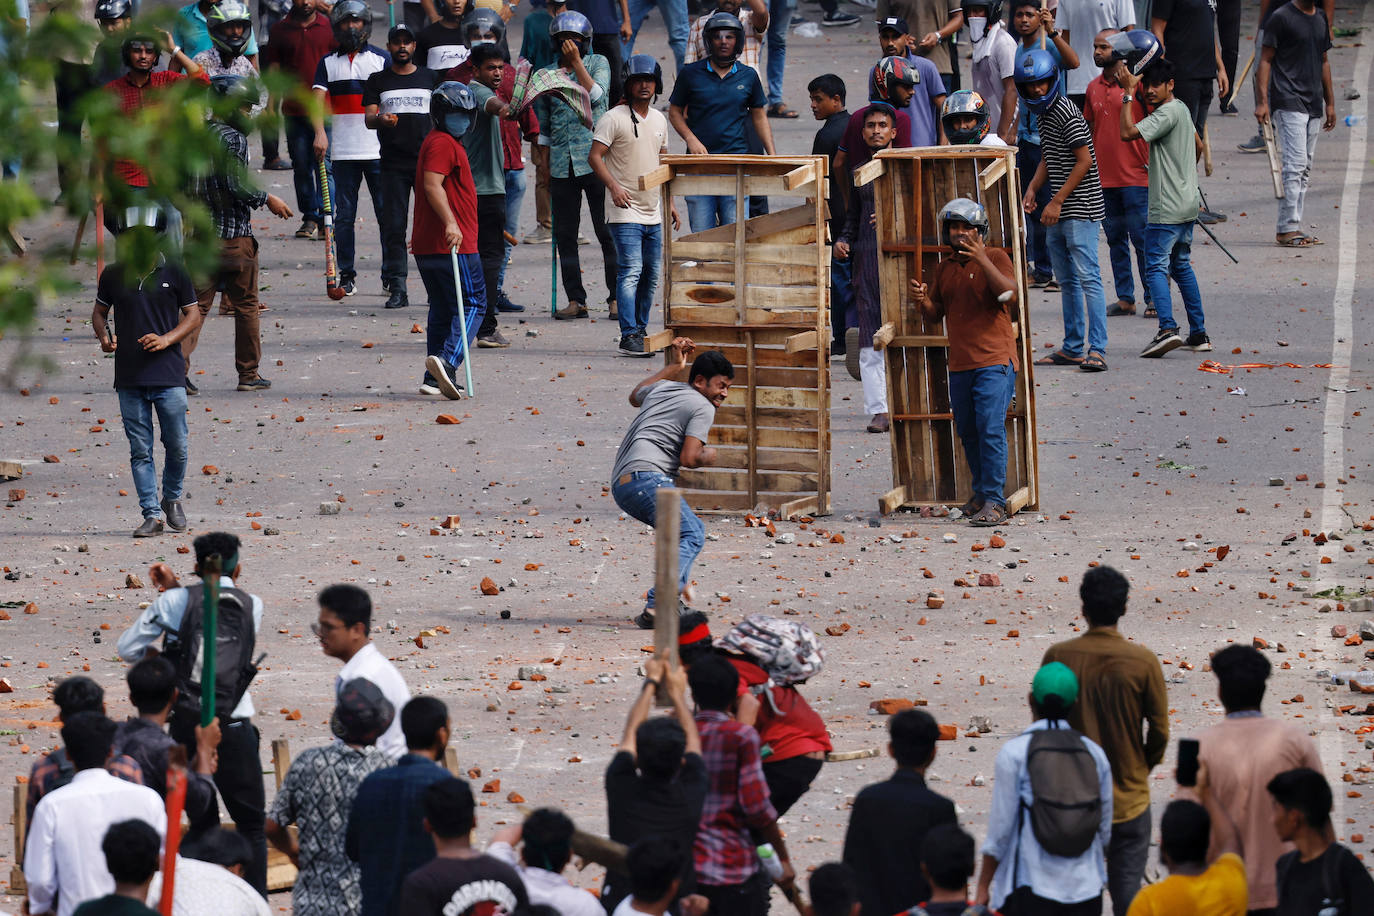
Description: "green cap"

(1031, 661), (1079, 708)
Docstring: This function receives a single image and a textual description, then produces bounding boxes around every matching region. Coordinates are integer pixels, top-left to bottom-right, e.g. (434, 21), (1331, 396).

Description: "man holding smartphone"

(1042, 566), (1169, 916)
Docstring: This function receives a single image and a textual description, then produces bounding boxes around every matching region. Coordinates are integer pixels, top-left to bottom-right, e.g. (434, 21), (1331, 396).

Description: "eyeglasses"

(310, 620), (343, 636)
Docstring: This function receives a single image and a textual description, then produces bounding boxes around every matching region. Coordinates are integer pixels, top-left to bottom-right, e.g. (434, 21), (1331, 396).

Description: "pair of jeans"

(685, 194), (737, 232)
(117, 386), (188, 519)
(1273, 108), (1321, 235)
(550, 173), (618, 305)
(949, 362), (1014, 509)
(1016, 142), (1054, 280)
(476, 192), (506, 335)
(611, 471), (704, 610)
(609, 222), (663, 337)
(377, 163), (416, 288)
(1106, 807), (1151, 916)
(498, 167), (528, 292)
(1101, 185), (1150, 306)
(764, 0), (795, 106)
(1044, 217), (1108, 358)
(830, 254), (852, 349)
(1145, 222), (1206, 337)
(417, 251), (487, 370)
(189, 236), (262, 382)
(285, 115), (331, 223)
(624, 0), (689, 73)
(333, 158), (384, 285)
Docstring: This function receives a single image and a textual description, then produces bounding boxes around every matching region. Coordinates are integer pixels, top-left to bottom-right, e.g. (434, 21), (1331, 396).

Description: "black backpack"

(1022, 724), (1102, 858)
(164, 585), (258, 724)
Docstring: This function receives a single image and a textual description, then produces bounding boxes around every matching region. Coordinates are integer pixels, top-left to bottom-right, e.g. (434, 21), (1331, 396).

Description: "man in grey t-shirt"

(611, 337), (734, 629)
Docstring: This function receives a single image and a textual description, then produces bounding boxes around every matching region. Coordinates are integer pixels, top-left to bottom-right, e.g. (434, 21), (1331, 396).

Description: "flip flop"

(767, 104), (800, 119)
(1034, 350), (1083, 366)
(1276, 233), (1317, 248)
(1106, 300), (1136, 317)
(1143, 305), (1158, 319)
(1080, 352), (1109, 372)
(969, 502), (1010, 527)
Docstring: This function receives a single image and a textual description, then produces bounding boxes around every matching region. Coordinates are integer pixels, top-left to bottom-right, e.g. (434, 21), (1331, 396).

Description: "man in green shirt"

(1042, 566), (1168, 916)
(1118, 57), (1211, 359)
(462, 43), (515, 349)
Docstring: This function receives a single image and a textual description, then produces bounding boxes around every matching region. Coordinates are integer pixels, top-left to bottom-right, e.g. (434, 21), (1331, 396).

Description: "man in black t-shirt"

(1269, 767), (1374, 916)
(1151, 0), (1228, 221)
(416, 0), (470, 71)
(602, 654), (709, 914)
(364, 25), (440, 310)
(399, 778), (530, 916)
(808, 73), (850, 359)
(91, 206), (201, 539)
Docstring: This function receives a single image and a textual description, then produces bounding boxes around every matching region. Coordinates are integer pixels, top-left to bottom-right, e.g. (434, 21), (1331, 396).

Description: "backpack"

(904, 906), (993, 916)
(164, 585), (259, 724)
(716, 615), (825, 687)
(1021, 724), (1102, 858)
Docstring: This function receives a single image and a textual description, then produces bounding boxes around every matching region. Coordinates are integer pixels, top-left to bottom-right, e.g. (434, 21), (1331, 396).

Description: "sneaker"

(132, 517), (164, 538)
(418, 380), (442, 396)
(236, 377), (272, 391)
(1183, 332), (1213, 352)
(1029, 273), (1052, 289)
(554, 301), (589, 320)
(160, 498), (187, 532)
(341, 280), (357, 296)
(822, 9), (860, 25)
(477, 330), (510, 348)
(1237, 134), (1266, 153)
(634, 608), (656, 630)
(295, 220), (319, 240)
(263, 156), (293, 171)
(1220, 101), (1239, 116)
(619, 333), (646, 357)
(1043, 277), (1061, 292)
(523, 225), (553, 243)
(184, 377), (199, 396)
(424, 355), (465, 399)
(577, 234), (591, 246)
(384, 288), (408, 309)
(1197, 208), (1226, 225)
(495, 292), (525, 313)
(1140, 326), (1184, 358)
(790, 14), (806, 25)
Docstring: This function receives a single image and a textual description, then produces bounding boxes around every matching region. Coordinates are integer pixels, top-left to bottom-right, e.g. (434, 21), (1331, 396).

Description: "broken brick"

(482, 779), (501, 793)
(869, 698), (914, 715)
(978, 573), (1001, 587)
(480, 577), (500, 596)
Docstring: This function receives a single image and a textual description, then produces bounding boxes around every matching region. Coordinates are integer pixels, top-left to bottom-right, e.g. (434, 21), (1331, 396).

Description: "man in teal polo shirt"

(667, 11), (773, 231)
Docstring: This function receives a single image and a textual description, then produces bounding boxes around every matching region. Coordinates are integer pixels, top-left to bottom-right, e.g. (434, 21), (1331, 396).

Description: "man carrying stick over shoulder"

(611, 338), (733, 630)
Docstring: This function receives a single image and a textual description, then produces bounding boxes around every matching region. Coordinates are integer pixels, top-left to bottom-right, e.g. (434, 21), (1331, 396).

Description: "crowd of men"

(18, 546), (1374, 916)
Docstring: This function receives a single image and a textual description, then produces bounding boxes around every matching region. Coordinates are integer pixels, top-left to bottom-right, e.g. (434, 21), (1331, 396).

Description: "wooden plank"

(669, 286), (821, 313)
(669, 304), (819, 326)
(979, 156), (1009, 190)
(721, 386), (818, 410)
(1006, 486), (1031, 515)
(879, 485), (908, 516)
(852, 157), (887, 188)
(675, 202), (820, 246)
(13, 780), (27, 879)
(726, 366), (820, 389)
(697, 344), (819, 368)
(778, 495), (818, 519)
(669, 260), (819, 287)
(444, 746), (460, 776)
(671, 241), (819, 266)
(653, 488), (681, 705)
(782, 163), (817, 191)
(784, 330), (818, 353)
(710, 426), (819, 449)
(638, 164), (673, 191)
(676, 469), (819, 493)
(643, 329), (674, 352)
(709, 446), (822, 474)
(666, 326), (802, 347)
(669, 173), (816, 199)
(0, 460), (22, 481)
(272, 738), (292, 789)
(744, 330), (757, 505)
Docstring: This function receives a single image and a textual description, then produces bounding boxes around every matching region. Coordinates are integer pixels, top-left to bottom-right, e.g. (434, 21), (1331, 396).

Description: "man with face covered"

(364, 26), (440, 310)
(685, 0), (767, 70)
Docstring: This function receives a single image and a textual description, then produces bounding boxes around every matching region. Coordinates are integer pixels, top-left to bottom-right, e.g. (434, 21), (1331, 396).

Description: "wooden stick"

(11, 780), (27, 894)
(1262, 120), (1284, 198)
(272, 738), (292, 789)
(95, 202), (104, 277)
(1230, 48), (1256, 107)
(653, 488), (681, 707)
(70, 211), (88, 265)
(200, 555), (222, 726)
(517, 805), (628, 872)
(1039, 0), (1047, 50)
(158, 746), (189, 916)
(1202, 124), (1214, 177)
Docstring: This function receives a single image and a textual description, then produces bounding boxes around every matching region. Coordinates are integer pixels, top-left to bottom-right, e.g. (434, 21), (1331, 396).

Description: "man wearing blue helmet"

(1017, 46), (1109, 373)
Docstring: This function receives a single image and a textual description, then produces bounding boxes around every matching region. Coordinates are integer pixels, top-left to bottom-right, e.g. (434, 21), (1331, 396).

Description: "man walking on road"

(1042, 566), (1168, 916)
(265, 0), (336, 240)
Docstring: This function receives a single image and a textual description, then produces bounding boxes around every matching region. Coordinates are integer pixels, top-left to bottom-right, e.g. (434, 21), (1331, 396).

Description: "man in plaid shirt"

(689, 654), (796, 916)
(184, 75), (294, 393)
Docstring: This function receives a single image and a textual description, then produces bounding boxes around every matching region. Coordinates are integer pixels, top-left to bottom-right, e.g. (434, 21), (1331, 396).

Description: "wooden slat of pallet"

(12, 781), (27, 894)
(668, 288), (822, 315)
(725, 365), (820, 389)
(677, 469), (819, 493)
(709, 446), (822, 474)
(669, 260), (819, 288)
(0, 460), (22, 481)
(710, 425), (820, 450)
(713, 406), (818, 428)
(668, 173), (818, 200)
(721, 386), (818, 410)
(670, 240), (818, 266)
(676, 202), (822, 245)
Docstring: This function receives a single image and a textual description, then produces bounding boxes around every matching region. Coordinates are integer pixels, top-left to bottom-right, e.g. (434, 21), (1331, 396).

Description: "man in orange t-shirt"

(910, 197), (1018, 528)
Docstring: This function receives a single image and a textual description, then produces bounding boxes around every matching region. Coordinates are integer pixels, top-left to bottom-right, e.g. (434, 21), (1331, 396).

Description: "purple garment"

(840, 181), (881, 342)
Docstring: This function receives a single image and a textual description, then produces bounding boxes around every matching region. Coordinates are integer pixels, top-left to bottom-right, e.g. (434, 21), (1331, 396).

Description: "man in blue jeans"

(668, 12), (774, 231)
(1119, 58), (1212, 358)
(623, 0), (689, 73)
(590, 55), (680, 357)
(91, 205), (201, 538)
(611, 339), (733, 628)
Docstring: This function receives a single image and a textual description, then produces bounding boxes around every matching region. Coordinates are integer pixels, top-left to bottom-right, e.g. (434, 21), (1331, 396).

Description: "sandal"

(957, 497), (985, 517)
(1080, 352), (1109, 372)
(1143, 305), (1158, 319)
(969, 502), (1010, 527)
(1106, 300), (1136, 317)
(1276, 232), (1318, 248)
(767, 103), (800, 119)
(1034, 350), (1084, 366)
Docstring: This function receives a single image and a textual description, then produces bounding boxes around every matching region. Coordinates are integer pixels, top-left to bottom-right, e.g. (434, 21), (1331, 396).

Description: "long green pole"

(200, 554), (221, 727)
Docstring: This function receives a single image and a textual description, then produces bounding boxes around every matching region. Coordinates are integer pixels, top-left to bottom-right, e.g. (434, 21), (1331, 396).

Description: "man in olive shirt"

(1042, 565), (1168, 916)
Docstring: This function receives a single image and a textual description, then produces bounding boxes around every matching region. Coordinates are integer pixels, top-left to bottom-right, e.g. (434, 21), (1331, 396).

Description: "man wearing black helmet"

(668, 10), (774, 231)
(185, 76), (294, 393)
(685, 0), (767, 70)
(909, 199), (1019, 527)
(312, 0), (391, 298)
(364, 25), (440, 310)
(589, 54), (678, 357)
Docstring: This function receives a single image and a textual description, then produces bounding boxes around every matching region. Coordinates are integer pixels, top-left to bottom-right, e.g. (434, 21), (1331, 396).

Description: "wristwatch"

(1121, 93), (1134, 102)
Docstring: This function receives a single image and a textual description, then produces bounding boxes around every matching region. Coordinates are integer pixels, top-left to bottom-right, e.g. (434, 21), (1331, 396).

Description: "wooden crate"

(853, 146), (1040, 516)
(643, 154), (832, 518)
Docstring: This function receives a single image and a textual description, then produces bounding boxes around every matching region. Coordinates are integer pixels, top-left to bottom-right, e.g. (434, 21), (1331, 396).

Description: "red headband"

(679, 622), (711, 646)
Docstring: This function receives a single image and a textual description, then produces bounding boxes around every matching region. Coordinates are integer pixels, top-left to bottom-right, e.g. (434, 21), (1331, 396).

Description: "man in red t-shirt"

(910, 198), (1018, 528)
(412, 82), (487, 401)
(1085, 29), (1152, 318)
(264, 0), (336, 239)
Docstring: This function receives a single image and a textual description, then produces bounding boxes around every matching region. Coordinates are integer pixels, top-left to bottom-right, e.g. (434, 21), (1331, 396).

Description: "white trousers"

(860, 346), (887, 415)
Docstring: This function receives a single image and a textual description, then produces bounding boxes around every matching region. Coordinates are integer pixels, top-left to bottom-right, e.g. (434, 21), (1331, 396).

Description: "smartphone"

(1176, 738), (1200, 787)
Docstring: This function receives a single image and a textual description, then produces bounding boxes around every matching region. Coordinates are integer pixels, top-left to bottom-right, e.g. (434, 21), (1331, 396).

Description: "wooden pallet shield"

(644, 154), (832, 518)
(854, 146), (1039, 516)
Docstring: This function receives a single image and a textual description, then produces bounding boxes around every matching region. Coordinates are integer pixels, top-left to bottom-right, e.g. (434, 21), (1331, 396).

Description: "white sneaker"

(418, 383), (442, 396)
(424, 355), (465, 400)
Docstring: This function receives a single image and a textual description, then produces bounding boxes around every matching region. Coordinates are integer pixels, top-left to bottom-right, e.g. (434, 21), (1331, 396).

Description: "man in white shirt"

(1058, 0), (1135, 106)
(25, 713), (167, 916)
(488, 810), (605, 916)
(117, 531), (270, 897)
(147, 828), (272, 916)
(315, 583), (412, 760)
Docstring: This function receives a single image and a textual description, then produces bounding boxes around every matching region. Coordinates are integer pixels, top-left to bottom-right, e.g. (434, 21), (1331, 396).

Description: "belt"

(615, 471), (662, 487)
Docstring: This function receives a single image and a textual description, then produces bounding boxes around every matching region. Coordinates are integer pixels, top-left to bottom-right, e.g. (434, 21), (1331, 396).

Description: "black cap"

(388, 24), (416, 42)
(878, 16), (909, 35)
(331, 678), (395, 746)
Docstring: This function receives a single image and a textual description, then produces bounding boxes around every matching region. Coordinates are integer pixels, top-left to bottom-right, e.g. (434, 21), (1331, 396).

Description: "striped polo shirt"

(313, 44), (390, 160)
